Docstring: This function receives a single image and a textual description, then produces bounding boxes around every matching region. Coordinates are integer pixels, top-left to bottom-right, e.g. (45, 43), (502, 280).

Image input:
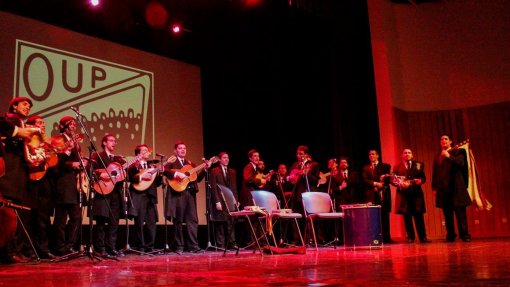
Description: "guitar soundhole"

(111, 171), (118, 176)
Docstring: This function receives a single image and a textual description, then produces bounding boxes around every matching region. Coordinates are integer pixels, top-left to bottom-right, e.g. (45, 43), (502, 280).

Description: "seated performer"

(127, 144), (163, 253)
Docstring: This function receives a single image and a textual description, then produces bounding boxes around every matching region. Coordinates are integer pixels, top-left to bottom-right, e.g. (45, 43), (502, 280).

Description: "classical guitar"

(167, 156), (219, 192)
(133, 155), (176, 191)
(255, 170), (273, 188)
(93, 150), (151, 195)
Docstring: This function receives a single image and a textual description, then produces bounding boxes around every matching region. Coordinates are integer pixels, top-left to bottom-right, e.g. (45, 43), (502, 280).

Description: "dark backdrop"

(0, 0), (380, 175)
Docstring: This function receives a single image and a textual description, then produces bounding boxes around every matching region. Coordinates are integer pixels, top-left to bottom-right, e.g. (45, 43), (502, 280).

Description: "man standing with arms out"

(393, 149), (431, 243)
(432, 134), (472, 242)
(164, 141), (210, 254)
(0, 97), (41, 264)
(362, 150), (393, 244)
(208, 151), (238, 251)
(127, 144), (162, 253)
(91, 134), (126, 257)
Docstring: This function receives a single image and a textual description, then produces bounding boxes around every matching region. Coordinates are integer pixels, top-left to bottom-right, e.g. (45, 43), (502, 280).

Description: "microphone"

(70, 106), (82, 115)
(0, 199), (31, 211)
(156, 152), (166, 157)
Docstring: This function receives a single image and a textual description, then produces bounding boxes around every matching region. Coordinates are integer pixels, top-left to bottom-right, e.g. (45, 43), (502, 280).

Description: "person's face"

(250, 152), (260, 164)
(296, 150), (306, 161)
(139, 146), (150, 160)
(368, 150), (379, 163)
(328, 159), (337, 169)
(278, 164), (287, 175)
(440, 135), (452, 149)
(65, 120), (77, 135)
(220, 154), (229, 166)
(402, 149), (413, 161)
(33, 118), (46, 134)
(104, 136), (117, 152)
(13, 101), (31, 117)
(175, 144), (187, 158)
(339, 159), (349, 170)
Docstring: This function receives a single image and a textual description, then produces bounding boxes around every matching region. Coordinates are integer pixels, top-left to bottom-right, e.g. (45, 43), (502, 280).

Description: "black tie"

(180, 159), (185, 166)
(344, 171), (347, 179)
(407, 161), (412, 170)
(109, 155), (114, 161)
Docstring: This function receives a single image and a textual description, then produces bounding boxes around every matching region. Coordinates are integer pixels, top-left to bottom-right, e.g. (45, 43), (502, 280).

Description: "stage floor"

(0, 238), (509, 286)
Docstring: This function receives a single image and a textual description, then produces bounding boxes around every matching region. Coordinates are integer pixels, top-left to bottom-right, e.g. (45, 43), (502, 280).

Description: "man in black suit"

(127, 144), (162, 253)
(164, 141), (210, 254)
(0, 98), (42, 264)
(91, 133), (126, 257)
(362, 149), (393, 243)
(432, 134), (472, 242)
(332, 156), (361, 207)
(393, 148), (431, 243)
(53, 116), (86, 256)
(208, 151), (238, 250)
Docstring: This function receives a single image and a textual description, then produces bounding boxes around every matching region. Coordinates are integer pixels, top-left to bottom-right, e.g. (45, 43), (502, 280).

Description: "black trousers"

(442, 206), (470, 240)
(403, 213), (427, 240)
(53, 203), (81, 253)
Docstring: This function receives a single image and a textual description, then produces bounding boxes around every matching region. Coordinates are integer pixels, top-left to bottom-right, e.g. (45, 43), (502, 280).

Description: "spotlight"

(170, 24), (191, 34)
(90, 0), (100, 6)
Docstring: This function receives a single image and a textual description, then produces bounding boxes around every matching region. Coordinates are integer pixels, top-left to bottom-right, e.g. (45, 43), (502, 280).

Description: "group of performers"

(0, 96), (473, 264)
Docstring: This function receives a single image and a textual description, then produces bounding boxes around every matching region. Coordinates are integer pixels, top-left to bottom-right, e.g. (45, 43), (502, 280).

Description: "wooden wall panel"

(392, 101), (510, 239)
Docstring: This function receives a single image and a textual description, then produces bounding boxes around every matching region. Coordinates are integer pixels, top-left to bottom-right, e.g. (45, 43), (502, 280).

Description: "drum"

(341, 204), (382, 249)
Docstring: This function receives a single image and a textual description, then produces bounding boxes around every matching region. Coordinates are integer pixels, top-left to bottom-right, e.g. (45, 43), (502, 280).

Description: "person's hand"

(441, 150), (450, 158)
(340, 181), (347, 190)
(16, 127), (41, 139)
(174, 171), (186, 179)
(414, 178), (422, 185)
(141, 174), (153, 181)
(215, 202), (222, 211)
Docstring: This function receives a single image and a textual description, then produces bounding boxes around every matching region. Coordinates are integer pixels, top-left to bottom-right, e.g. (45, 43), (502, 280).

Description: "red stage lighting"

(90, 0), (100, 7)
(145, 1), (168, 29)
(171, 24), (181, 34)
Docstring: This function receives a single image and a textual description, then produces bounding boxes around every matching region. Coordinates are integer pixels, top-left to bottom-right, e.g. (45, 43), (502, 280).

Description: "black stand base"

(51, 245), (115, 263)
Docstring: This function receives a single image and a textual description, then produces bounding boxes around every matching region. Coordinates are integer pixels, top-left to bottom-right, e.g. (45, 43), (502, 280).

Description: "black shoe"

(407, 239), (415, 243)
(461, 237), (471, 242)
(175, 249), (184, 255)
(420, 238), (432, 243)
(107, 250), (125, 257)
(40, 252), (57, 259)
(6, 255), (29, 264)
(446, 237), (456, 242)
(190, 248), (205, 254)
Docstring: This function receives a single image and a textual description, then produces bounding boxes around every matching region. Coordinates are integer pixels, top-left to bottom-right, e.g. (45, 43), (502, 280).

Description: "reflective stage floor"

(0, 238), (509, 287)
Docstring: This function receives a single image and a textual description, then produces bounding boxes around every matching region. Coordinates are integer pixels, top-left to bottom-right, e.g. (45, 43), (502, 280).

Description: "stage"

(0, 238), (508, 286)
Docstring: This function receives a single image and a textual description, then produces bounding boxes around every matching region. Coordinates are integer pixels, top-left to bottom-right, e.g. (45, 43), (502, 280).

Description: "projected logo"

(13, 40), (154, 154)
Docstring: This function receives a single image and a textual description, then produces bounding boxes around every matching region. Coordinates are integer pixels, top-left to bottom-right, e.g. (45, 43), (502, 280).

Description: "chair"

(251, 190), (305, 248)
(217, 184), (264, 256)
(301, 192), (344, 250)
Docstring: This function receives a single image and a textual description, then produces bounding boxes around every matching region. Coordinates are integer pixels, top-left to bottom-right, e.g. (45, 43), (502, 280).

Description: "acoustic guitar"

(255, 170), (273, 188)
(132, 155), (176, 191)
(167, 156), (219, 192)
(93, 150), (150, 195)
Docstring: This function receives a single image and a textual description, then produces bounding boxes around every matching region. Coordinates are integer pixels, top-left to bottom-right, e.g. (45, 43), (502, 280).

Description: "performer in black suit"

(286, 145), (320, 244)
(164, 141), (210, 254)
(91, 134), (126, 257)
(127, 144), (162, 253)
(239, 149), (264, 209)
(269, 163), (293, 208)
(432, 134), (472, 242)
(362, 149), (393, 243)
(332, 156), (361, 207)
(52, 116), (86, 256)
(208, 151), (238, 250)
(25, 116), (58, 259)
(0, 97), (35, 263)
(393, 149), (431, 243)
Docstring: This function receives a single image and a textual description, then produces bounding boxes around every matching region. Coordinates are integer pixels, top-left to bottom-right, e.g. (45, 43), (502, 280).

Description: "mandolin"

(167, 156), (219, 192)
(133, 155), (176, 191)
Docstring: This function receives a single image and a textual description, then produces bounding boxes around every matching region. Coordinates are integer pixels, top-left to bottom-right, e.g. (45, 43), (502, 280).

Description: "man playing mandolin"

(164, 141), (211, 254)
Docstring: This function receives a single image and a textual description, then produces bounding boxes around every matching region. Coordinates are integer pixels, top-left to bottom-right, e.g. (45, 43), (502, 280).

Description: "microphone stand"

(160, 155), (173, 253)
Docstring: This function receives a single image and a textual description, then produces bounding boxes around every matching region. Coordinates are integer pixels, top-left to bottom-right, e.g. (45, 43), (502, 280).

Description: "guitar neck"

(189, 162), (207, 174)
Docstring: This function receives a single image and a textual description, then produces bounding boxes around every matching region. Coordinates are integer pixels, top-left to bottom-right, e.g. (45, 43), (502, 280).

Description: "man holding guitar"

(164, 141), (212, 254)
(53, 116), (88, 256)
(91, 134), (127, 258)
(127, 144), (164, 253)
